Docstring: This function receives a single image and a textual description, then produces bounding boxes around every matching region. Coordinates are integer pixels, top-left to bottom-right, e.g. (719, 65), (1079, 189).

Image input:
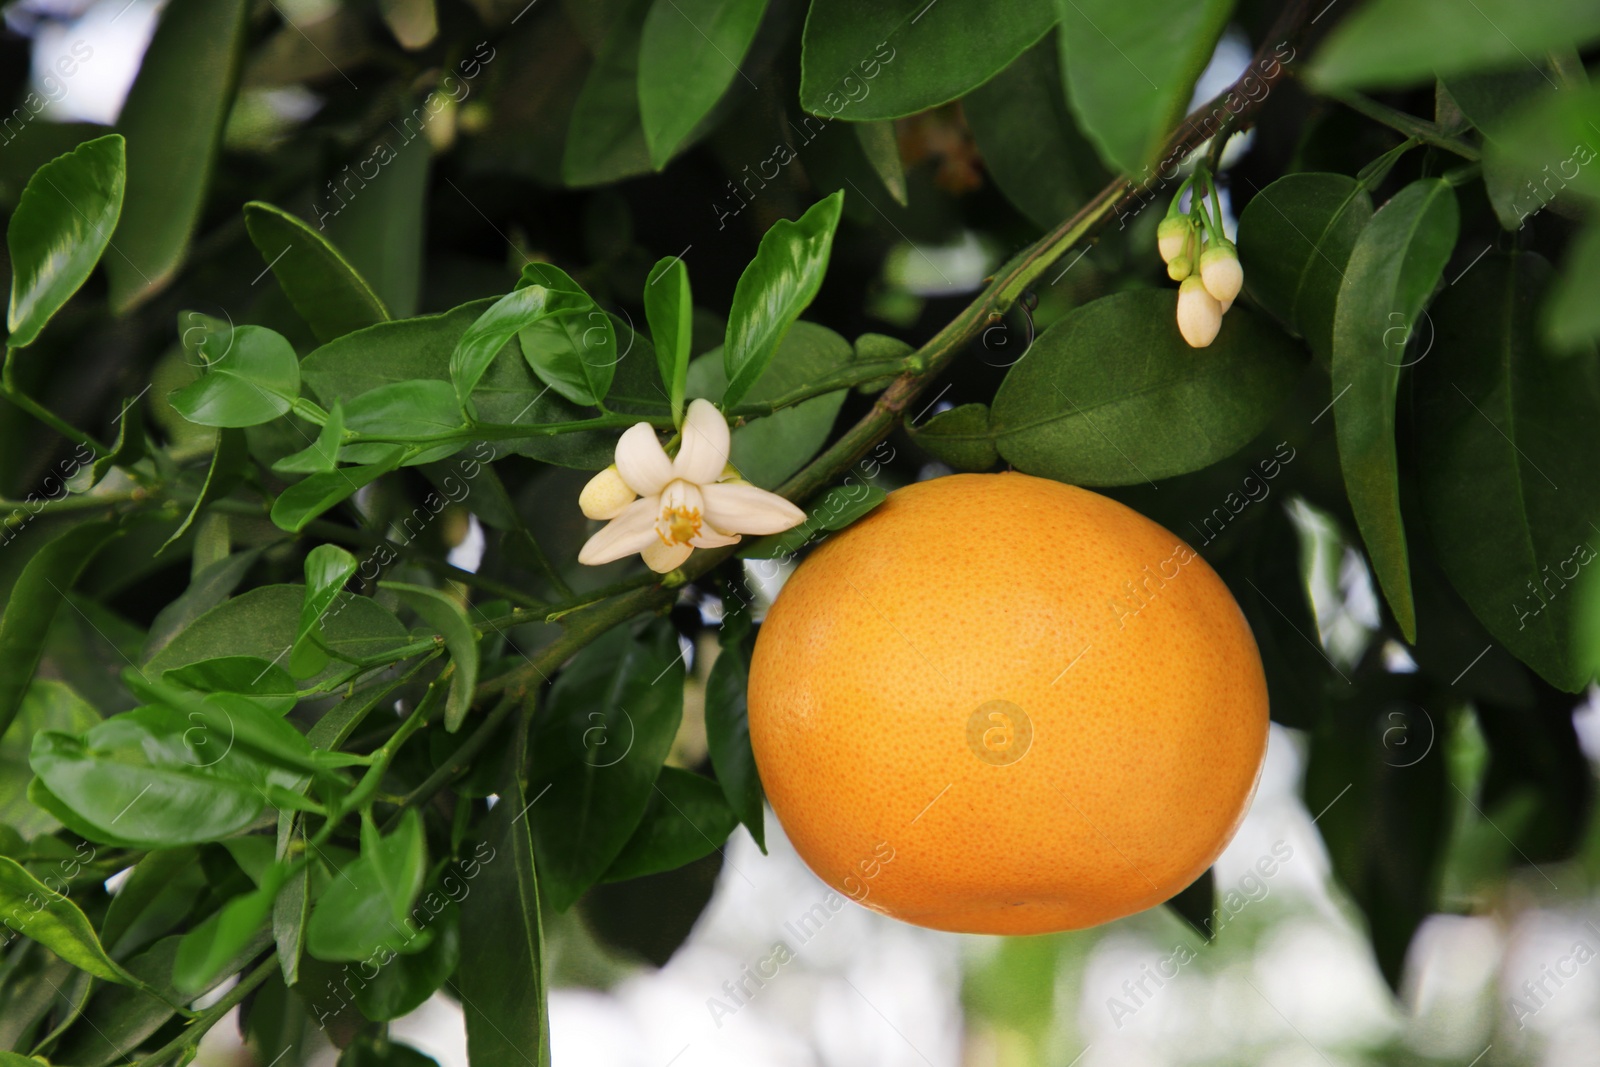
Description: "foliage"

(0, 0), (1597, 1062)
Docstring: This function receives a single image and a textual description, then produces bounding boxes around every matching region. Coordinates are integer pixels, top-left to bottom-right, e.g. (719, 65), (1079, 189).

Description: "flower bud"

(1157, 217), (1191, 264)
(1167, 256), (1192, 281)
(1177, 276), (1223, 348)
(1199, 241), (1243, 306)
(579, 464), (636, 520)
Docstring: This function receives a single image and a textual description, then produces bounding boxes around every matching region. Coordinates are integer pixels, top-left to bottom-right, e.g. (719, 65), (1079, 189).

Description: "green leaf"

(90, 394), (148, 485)
(142, 549), (263, 663)
(515, 264), (616, 408)
(1485, 80), (1600, 205)
(159, 427), (247, 553)
(703, 625), (764, 849)
(982, 291), (1304, 485)
(339, 1038), (441, 1067)
(274, 398), (346, 474)
(964, 36), (1107, 231)
(0, 521), (118, 737)
(1236, 172), (1375, 370)
(1309, 0), (1600, 90)
(450, 286), (592, 409)
(383, 582), (479, 732)
(602, 767), (737, 881)
(323, 124), (431, 320)
(306, 811), (427, 962)
(353, 900), (459, 1020)
(691, 321), (854, 488)
(723, 192), (845, 406)
(644, 256), (693, 420)
(99, 847), (208, 960)
(799, 0), (1053, 120)
(162, 657), (297, 715)
(1416, 252), (1600, 691)
(1545, 218), (1600, 352)
(457, 710), (549, 1067)
(292, 545), (360, 679)
(6, 134), (126, 348)
(274, 818), (309, 986)
(564, 7), (654, 187)
(270, 450), (406, 534)
(0, 681), (99, 839)
(243, 201), (390, 343)
(169, 325), (301, 428)
(906, 402), (1000, 470)
(1439, 67), (1566, 230)
(638, 0), (769, 168)
(106, 0), (249, 311)
(854, 121), (907, 205)
(0, 856), (140, 985)
(1332, 178), (1459, 643)
(172, 861), (288, 993)
(1055, 0), (1233, 174)
(530, 622), (685, 911)
(343, 380), (468, 466)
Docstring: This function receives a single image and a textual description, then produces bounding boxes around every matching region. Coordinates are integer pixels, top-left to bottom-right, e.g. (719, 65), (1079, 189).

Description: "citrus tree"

(1, 0), (1598, 1063)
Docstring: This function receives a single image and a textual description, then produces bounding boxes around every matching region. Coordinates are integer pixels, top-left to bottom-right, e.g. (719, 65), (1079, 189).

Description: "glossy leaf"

(723, 191), (844, 406)
(273, 398), (346, 474)
(270, 449), (406, 533)
(384, 582), (478, 731)
(457, 710), (549, 1067)
(638, 0), (769, 168)
(342, 380), (468, 466)
(703, 621), (765, 849)
(162, 657), (297, 714)
(159, 427), (247, 554)
(324, 123), (431, 319)
(6, 133), (125, 348)
(292, 545), (359, 679)
(1332, 178), (1458, 643)
(106, 0), (249, 311)
(1416, 252), (1600, 692)
(644, 255), (693, 420)
(602, 767), (738, 881)
(906, 402), (1000, 471)
(1309, 0), (1600, 90)
(0, 856), (140, 985)
(983, 291), (1305, 485)
(306, 810), (427, 961)
(564, 7), (653, 187)
(243, 200), (390, 342)
(1236, 172), (1374, 369)
(353, 900), (459, 1020)
(0, 521), (118, 738)
(1055, 0), (1234, 174)
(450, 285), (592, 409)
(172, 861), (289, 993)
(98, 848), (207, 959)
(530, 622), (685, 911)
(516, 264), (616, 408)
(169, 325), (301, 428)
(0, 681), (99, 839)
(799, 0), (1053, 120)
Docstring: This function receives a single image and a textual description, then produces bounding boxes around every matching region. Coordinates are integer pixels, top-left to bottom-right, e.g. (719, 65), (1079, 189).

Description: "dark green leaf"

(383, 582), (478, 732)
(638, 0), (769, 168)
(985, 291), (1305, 485)
(457, 710), (549, 1067)
(172, 861), (288, 993)
(141, 549), (262, 663)
(723, 192), (844, 406)
(162, 657), (297, 714)
(799, 0), (1053, 120)
(906, 402), (1000, 471)
(339, 1038), (441, 1067)
(99, 847), (208, 959)
(1163, 867), (1216, 941)
(603, 767), (738, 881)
(90, 394), (147, 485)
(1486, 81), (1600, 204)
(530, 622), (685, 911)
(644, 256), (693, 418)
(306, 811), (428, 962)
(1332, 178), (1459, 643)
(106, 0), (249, 311)
(0, 521), (117, 737)
(1236, 172), (1374, 369)
(271, 450), (406, 533)
(343, 380), (467, 466)
(516, 304), (617, 411)
(1439, 66), (1567, 230)
(1416, 251), (1600, 691)
(169, 325), (301, 428)
(274, 817), (309, 986)
(158, 427), (247, 553)
(324, 125), (431, 319)
(564, 7), (653, 187)
(243, 200), (390, 342)
(0, 681), (99, 839)
(353, 900), (459, 1020)
(703, 625), (764, 850)
(1309, 0), (1600, 91)
(6, 133), (125, 348)
(1545, 218), (1600, 352)
(0, 856), (140, 985)
(450, 286), (592, 409)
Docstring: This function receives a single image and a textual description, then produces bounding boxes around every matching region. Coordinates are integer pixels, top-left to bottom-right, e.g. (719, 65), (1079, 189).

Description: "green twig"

(385, 689), (521, 828)
(133, 954), (278, 1067)
(1328, 90), (1481, 160)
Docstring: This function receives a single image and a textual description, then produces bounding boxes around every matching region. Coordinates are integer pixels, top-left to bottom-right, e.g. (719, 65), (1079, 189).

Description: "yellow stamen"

(659, 505), (702, 546)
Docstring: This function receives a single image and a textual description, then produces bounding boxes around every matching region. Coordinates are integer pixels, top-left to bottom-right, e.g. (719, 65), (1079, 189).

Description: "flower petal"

(641, 540), (693, 573)
(579, 465), (636, 520)
(578, 496), (661, 566)
(673, 398), (732, 485)
(701, 482), (806, 536)
(690, 525), (741, 549)
(615, 422), (674, 496)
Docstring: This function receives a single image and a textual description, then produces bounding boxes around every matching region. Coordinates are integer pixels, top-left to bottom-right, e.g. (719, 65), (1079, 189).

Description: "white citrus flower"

(1177, 276), (1223, 348)
(1199, 241), (1243, 308)
(577, 398), (806, 573)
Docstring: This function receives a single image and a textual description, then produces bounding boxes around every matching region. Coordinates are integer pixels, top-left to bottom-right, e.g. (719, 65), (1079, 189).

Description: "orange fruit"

(747, 472), (1269, 934)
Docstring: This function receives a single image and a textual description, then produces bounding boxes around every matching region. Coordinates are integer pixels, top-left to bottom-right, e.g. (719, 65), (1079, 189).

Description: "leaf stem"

(385, 689), (521, 828)
(132, 954), (278, 1066)
(1327, 90), (1482, 160)
(724, 358), (916, 421)
(2, 348), (108, 455)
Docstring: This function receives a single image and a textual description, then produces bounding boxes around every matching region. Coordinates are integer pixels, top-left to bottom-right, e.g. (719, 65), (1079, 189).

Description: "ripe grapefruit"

(747, 472), (1269, 934)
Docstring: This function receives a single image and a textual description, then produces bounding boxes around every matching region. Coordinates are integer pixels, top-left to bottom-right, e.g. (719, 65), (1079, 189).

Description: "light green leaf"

(270, 450), (406, 533)
(273, 398), (346, 474)
(6, 133), (125, 348)
(342, 380), (468, 466)
(383, 582), (478, 732)
(172, 861), (288, 993)
(306, 810), (427, 962)
(644, 256), (693, 421)
(293, 545), (359, 679)
(0, 681), (100, 839)
(1332, 178), (1459, 643)
(243, 200), (390, 343)
(1544, 217), (1600, 352)
(799, 0), (1054, 120)
(0, 856), (141, 985)
(106, 0), (249, 311)
(1055, 0), (1234, 174)
(450, 286), (592, 409)
(1440, 66), (1569, 230)
(724, 192), (844, 406)
(169, 325), (301, 428)
(515, 263), (616, 408)
(638, 0), (770, 169)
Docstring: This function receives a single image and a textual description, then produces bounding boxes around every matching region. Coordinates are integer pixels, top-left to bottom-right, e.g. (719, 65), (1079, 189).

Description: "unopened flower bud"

(579, 464), (636, 520)
(1167, 256), (1192, 281)
(1157, 217), (1191, 264)
(1199, 241), (1243, 306)
(1177, 276), (1223, 348)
